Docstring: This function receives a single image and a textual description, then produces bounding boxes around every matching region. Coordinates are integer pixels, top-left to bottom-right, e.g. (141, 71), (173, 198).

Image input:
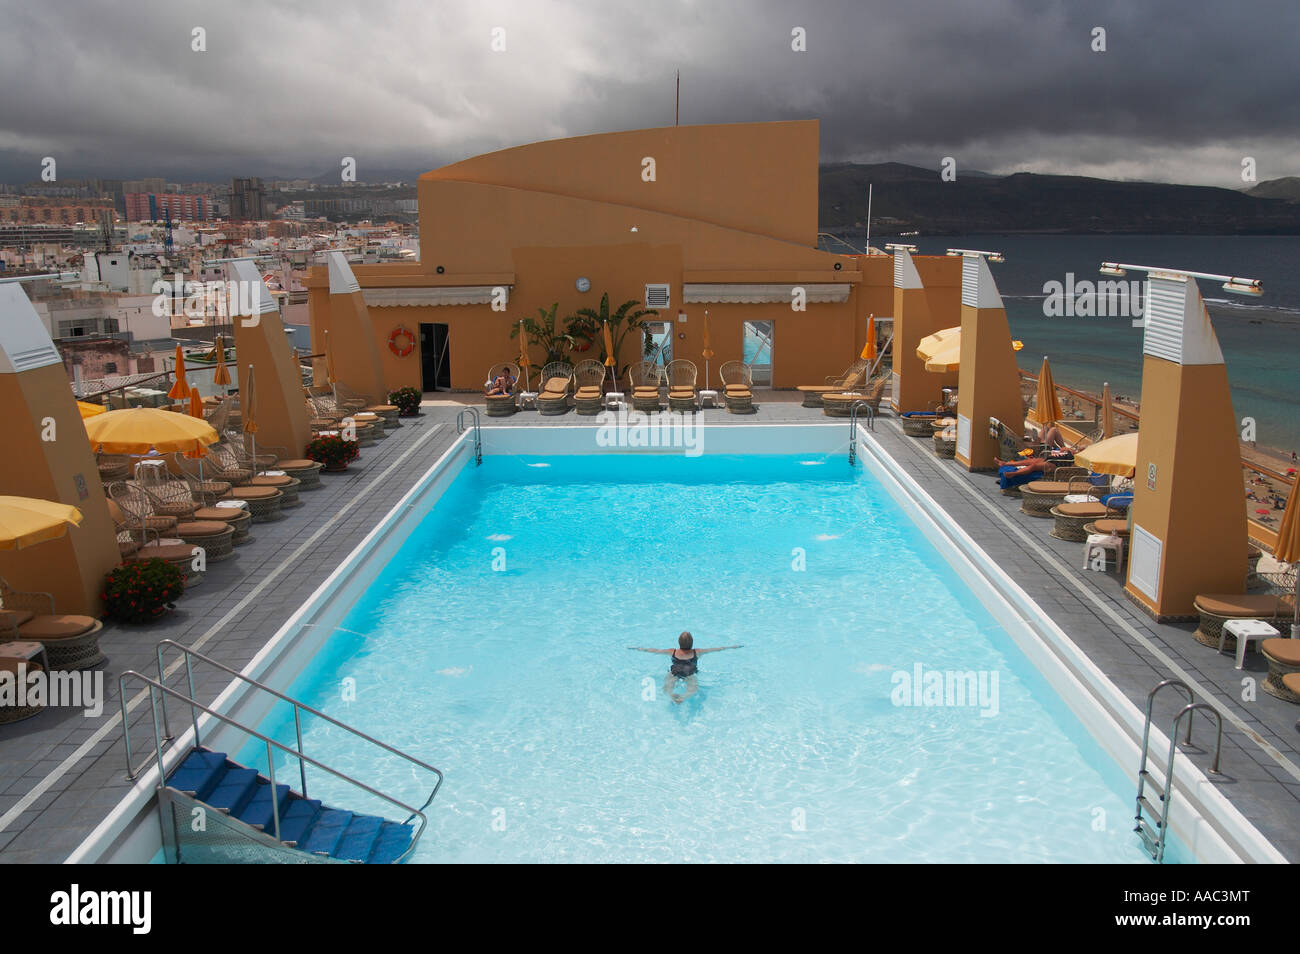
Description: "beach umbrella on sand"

(0, 497), (83, 551)
(1030, 356), (1062, 427)
(1274, 480), (1300, 636)
(1100, 381), (1115, 439)
(517, 320), (531, 392)
(212, 334), (231, 388)
(603, 320), (617, 393)
(1074, 432), (1139, 477)
(702, 310), (715, 390)
(168, 345), (191, 402)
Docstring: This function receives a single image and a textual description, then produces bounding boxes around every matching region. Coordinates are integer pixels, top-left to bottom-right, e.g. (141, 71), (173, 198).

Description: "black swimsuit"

(670, 650), (698, 678)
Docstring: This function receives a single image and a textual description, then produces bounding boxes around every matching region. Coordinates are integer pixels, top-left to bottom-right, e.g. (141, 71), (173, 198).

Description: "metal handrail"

(152, 639), (442, 813)
(848, 401), (874, 464)
(119, 671), (430, 864)
(457, 407), (482, 465)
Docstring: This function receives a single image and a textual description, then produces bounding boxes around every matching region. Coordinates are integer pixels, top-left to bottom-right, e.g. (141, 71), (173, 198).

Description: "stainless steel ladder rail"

(848, 400), (874, 464)
(457, 407), (482, 465)
(119, 671), (430, 862)
(1134, 679), (1223, 863)
(151, 639), (443, 814)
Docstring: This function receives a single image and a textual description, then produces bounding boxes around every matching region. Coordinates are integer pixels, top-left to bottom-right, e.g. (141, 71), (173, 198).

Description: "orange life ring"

(388, 326), (416, 357)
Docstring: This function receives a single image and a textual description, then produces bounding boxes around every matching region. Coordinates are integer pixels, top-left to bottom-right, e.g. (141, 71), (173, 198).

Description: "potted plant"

(388, 386), (423, 417)
(510, 303), (576, 365)
(570, 293), (657, 381)
(102, 558), (185, 624)
(306, 434), (360, 472)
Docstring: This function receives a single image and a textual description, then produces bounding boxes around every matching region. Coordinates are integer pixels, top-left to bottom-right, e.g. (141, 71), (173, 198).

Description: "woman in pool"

(629, 631), (742, 704)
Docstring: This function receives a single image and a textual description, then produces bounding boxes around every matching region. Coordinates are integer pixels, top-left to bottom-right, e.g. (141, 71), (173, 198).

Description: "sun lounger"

(1193, 593), (1296, 650)
(797, 358), (868, 407)
(573, 359), (607, 415)
(0, 576), (105, 671)
(666, 359), (699, 412)
(537, 362), (574, 415)
(719, 360), (755, 414)
(627, 360), (664, 412)
(484, 362), (521, 417)
(1047, 499), (1129, 541)
(1019, 467), (1093, 516)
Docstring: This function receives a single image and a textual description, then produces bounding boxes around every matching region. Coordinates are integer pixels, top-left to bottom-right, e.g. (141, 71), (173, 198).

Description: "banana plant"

(568, 293), (658, 380)
(510, 303), (575, 365)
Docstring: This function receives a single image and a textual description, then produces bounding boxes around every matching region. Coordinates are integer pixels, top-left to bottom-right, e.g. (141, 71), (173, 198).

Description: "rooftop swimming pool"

(244, 433), (1187, 863)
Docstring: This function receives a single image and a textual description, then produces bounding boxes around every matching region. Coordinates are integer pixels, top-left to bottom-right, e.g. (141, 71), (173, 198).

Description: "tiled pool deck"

(1, 392), (1297, 863)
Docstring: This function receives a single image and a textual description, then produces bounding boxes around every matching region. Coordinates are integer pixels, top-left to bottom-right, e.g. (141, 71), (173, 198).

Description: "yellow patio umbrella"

(0, 496), (83, 551)
(77, 401), (106, 419)
(861, 314), (877, 362)
(84, 407), (219, 455)
(916, 326), (960, 361)
(212, 334), (231, 387)
(702, 310), (715, 389)
(1029, 356), (1062, 426)
(924, 342), (962, 372)
(1273, 479), (1300, 636)
(1073, 432), (1138, 477)
(1100, 381), (1115, 440)
(602, 320), (617, 392)
(168, 345), (190, 401)
(517, 320), (532, 392)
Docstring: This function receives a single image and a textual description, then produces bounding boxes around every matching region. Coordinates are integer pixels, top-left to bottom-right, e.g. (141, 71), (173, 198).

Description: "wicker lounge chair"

(719, 360), (755, 414)
(0, 575), (105, 671)
(0, 656), (44, 723)
(1047, 497), (1129, 542)
(1019, 467), (1094, 517)
(96, 453), (131, 484)
(1193, 567), (1297, 653)
(108, 483), (178, 539)
(797, 358), (868, 407)
(666, 359), (699, 412)
(171, 454), (235, 506)
(822, 375), (888, 418)
(628, 361), (664, 412)
(573, 359), (607, 415)
(484, 362), (521, 417)
(990, 416), (1045, 461)
(536, 362), (574, 415)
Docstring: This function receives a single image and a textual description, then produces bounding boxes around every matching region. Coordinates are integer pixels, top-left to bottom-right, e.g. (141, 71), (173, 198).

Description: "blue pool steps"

(165, 747), (416, 864)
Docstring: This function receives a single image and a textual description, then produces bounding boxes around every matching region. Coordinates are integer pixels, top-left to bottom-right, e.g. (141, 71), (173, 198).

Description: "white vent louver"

(645, 283), (670, 309)
(0, 283), (64, 374)
(1142, 275), (1223, 366)
(961, 258), (981, 307)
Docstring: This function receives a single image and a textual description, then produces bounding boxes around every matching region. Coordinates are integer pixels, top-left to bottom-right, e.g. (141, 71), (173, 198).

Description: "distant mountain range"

(818, 163), (1300, 235)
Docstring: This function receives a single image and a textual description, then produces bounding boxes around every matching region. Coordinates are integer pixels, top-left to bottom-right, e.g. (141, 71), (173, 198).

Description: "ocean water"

(250, 454), (1180, 863)
(903, 235), (1300, 455)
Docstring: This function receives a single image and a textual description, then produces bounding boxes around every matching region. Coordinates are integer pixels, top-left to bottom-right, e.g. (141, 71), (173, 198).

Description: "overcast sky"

(0, 0), (1295, 187)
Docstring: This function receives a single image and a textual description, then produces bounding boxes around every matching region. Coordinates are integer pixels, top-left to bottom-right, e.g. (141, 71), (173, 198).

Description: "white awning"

(361, 286), (506, 307)
(682, 283), (851, 304)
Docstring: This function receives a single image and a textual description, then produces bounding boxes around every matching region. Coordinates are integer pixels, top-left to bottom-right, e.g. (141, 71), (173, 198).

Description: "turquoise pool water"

(254, 452), (1180, 863)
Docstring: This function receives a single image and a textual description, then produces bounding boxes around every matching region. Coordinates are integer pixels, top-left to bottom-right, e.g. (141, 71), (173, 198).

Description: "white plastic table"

(1082, 533), (1124, 571)
(518, 391), (538, 410)
(698, 389), (720, 408)
(1221, 618), (1279, 670)
(603, 391), (625, 409)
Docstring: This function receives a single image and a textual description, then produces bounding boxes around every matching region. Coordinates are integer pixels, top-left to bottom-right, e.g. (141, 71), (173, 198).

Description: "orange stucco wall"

(307, 121), (896, 391)
(231, 310), (312, 458)
(0, 365), (120, 614)
(1126, 358), (1249, 616)
(892, 256), (961, 412)
(955, 303), (1026, 472)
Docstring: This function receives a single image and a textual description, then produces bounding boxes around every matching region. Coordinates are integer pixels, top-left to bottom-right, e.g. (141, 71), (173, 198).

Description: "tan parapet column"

(954, 253), (1023, 472)
(890, 247), (959, 413)
(1125, 275), (1247, 619)
(229, 260), (312, 458)
(0, 283), (120, 614)
(325, 252), (390, 404)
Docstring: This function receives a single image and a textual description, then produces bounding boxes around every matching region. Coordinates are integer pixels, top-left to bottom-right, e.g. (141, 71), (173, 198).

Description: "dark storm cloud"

(0, 0), (1295, 186)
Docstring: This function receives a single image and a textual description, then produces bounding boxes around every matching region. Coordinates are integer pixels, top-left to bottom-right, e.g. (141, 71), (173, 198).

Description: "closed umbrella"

(1073, 432), (1139, 477)
(242, 363), (260, 474)
(603, 320), (617, 393)
(212, 334), (231, 388)
(517, 320), (531, 392)
(0, 496), (83, 551)
(1100, 381), (1115, 439)
(861, 314), (876, 362)
(168, 345), (190, 402)
(1274, 478), (1300, 636)
(1030, 356), (1062, 427)
(324, 329), (338, 405)
(702, 310), (715, 390)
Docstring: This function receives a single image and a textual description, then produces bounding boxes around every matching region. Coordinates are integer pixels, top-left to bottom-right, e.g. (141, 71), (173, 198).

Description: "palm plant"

(510, 303), (575, 365)
(568, 293), (658, 381)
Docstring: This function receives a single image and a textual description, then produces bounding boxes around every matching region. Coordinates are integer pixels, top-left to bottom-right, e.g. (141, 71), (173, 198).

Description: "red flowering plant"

(102, 558), (185, 624)
(305, 434), (360, 470)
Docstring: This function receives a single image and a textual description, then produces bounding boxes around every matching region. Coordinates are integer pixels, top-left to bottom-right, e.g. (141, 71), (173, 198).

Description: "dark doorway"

(419, 323), (451, 391)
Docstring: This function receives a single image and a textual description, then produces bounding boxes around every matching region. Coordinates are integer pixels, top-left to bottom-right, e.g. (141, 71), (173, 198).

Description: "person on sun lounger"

(485, 370), (515, 397)
(629, 632), (742, 704)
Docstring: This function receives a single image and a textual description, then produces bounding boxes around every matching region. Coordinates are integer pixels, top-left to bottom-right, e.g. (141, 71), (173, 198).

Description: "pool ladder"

(847, 401), (874, 464)
(457, 407), (482, 465)
(1134, 679), (1223, 863)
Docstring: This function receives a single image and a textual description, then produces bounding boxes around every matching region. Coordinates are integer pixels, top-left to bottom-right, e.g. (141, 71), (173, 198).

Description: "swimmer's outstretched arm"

(628, 647), (674, 654)
(695, 645), (743, 653)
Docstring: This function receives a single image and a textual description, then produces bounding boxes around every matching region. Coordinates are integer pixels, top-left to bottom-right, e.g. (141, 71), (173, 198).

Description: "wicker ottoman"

(354, 411), (387, 438)
(130, 541), (202, 587)
(485, 394), (519, 417)
(668, 390), (698, 413)
(1261, 638), (1300, 702)
(276, 458), (324, 490)
(723, 388), (755, 414)
(367, 404), (401, 428)
(630, 390), (662, 413)
(901, 414), (937, 437)
(248, 472), (302, 508)
(822, 393), (869, 417)
(0, 657), (43, 722)
(173, 521), (235, 562)
(193, 505), (251, 544)
(1192, 594), (1294, 650)
(933, 428), (956, 459)
(574, 387), (605, 415)
(221, 485), (283, 522)
(1049, 502), (1111, 542)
